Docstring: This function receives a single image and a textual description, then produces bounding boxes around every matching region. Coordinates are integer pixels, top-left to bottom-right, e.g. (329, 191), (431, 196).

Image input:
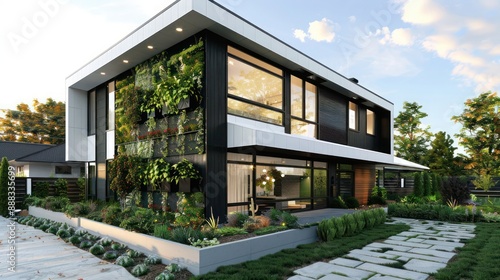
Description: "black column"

(203, 31), (228, 222)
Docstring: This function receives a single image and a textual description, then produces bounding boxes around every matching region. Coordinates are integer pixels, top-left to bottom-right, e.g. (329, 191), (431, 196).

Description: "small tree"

(431, 173), (439, 196)
(423, 172), (431, 197)
(413, 172), (423, 197)
(0, 157), (9, 217)
(108, 154), (143, 209)
(471, 175), (495, 192)
(54, 178), (68, 197)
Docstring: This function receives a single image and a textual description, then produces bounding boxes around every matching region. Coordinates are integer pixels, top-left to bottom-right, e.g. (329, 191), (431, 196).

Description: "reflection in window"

(107, 81), (115, 131)
(367, 109), (375, 135)
(305, 82), (317, 122)
(349, 102), (358, 131)
(227, 46), (284, 125)
(228, 57), (283, 109)
(290, 76), (317, 138)
(227, 163), (254, 213)
(55, 166), (72, 175)
(291, 119), (317, 138)
(228, 98), (282, 125)
(291, 76), (302, 118)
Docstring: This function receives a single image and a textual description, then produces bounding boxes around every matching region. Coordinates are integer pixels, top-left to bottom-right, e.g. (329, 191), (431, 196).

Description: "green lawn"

(192, 223), (410, 280)
(434, 222), (500, 280)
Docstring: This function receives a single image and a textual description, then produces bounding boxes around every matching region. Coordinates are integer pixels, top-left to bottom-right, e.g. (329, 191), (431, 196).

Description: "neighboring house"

(65, 0), (427, 220)
(0, 141), (83, 178)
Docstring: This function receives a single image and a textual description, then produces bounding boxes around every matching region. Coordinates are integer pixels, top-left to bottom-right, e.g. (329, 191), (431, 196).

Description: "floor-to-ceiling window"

(227, 46), (284, 125)
(227, 153), (328, 214)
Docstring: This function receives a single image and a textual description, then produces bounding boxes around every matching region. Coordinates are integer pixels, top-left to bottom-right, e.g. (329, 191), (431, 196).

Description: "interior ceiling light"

(147, 45), (154, 49)
(176, 27), (183, 32)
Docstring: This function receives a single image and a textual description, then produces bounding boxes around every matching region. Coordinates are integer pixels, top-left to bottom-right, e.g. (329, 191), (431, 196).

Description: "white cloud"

(293, 29), (307, 43)
(391, 28), (415, 46)
(348, 16), (356, 23)
(377, 27), (414, 46)
(293, 18), (336, 43)
(401, 0), (445, 25)
(400, 1), (500, 93)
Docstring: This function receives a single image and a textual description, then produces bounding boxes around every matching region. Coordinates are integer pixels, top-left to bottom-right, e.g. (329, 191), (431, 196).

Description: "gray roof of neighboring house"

(0, 141), (55, 161)
(0, 141), (66, 163)
(16, 143), (66, 163)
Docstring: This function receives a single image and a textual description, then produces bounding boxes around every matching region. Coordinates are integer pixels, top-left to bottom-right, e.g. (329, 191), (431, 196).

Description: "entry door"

(337, 171), (354, 198)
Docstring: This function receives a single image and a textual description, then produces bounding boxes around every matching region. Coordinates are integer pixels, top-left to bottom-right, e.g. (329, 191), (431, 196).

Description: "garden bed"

(28, 206), (318, 275)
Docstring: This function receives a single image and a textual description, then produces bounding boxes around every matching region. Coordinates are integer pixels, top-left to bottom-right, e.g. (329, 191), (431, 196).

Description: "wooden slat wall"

(354, 165), (375, 205)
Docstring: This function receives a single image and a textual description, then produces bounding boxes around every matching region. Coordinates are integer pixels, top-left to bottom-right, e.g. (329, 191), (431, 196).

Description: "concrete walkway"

(0, 216), (136, 280)
(289, 218), (476, 280)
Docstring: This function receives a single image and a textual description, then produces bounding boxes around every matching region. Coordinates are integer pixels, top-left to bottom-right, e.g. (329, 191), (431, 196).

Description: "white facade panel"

(66, 88), (88, 162)
(106, 130), (115, 160)
(87, 135), (96, 162)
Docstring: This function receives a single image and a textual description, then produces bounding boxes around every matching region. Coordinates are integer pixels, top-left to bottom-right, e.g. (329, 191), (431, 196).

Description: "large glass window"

(228, 46), (283, 125)
(366, 109), (375, 135)
(349, 102), (358, 131)
(290, 75), (317, 138)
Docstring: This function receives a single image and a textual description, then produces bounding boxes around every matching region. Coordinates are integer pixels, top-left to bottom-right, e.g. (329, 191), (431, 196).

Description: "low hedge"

(388, 203), (482, 222)
(317, 208), (386, 241)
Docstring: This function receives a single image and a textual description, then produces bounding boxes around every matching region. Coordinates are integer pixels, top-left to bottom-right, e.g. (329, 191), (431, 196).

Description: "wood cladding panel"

(354, 165), (375, 205)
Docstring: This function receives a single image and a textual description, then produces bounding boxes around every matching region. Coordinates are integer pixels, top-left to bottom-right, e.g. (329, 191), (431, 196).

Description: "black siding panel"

(204, 31), (228, 222)
(96, 85), (107, 200)
(318, 87), (347, 145)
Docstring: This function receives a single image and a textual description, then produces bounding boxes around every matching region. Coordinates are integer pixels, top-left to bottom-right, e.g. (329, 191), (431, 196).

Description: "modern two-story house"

(66, 0), (426, 221)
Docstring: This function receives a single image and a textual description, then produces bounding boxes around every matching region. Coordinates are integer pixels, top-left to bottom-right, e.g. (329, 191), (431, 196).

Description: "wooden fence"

(14, 177), (83, 209)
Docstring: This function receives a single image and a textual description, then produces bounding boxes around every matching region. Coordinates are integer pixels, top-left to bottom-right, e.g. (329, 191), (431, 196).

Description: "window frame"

(366, 109), (375, 135)
(348, 101), (359, 131)
(227, 46), (284, 125)
(290, 75), (317, 138)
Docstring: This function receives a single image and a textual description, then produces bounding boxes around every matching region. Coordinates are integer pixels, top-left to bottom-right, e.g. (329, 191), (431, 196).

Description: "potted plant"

(171, 159), (202, 192)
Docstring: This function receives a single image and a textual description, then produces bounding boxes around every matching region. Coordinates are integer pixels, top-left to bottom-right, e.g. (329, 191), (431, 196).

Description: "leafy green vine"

(176, 110), (187, 155)
(195, 107), (204, 154)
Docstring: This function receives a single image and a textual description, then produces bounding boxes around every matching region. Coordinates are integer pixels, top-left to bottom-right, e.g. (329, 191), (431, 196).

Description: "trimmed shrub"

(226, 211), (249, 227)
(413, 172), (423, 197)
(131, 264), (150, 277)
(145, 255), (162, 265)
(363, 210), (376, 229)
(343, 214), (358, 236)
(353, 211), (366, 231)
(103, 251), (118, 260)
(330, 197), (347, 209)
(0, 157), (9, 217)
(368, 195), (386, 205)
(423, 172), (431, 197)
(89, 244), (105, 255)
(115, 255), (134, 267)
(440, 176), (470, 205)
(332, 217), (346, 238)
(155, 271), (175, 280)
(344, 196), (360, 209)
(388, 203), (481, 222)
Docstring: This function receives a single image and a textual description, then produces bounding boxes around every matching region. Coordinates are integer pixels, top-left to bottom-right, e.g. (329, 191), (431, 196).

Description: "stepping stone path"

(289, 218), (475, 280)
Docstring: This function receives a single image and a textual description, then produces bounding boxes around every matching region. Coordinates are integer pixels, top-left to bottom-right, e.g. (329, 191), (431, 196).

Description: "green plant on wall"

(108, 153), (143, 209)
(176, 110), (187, 155)
(54, 178), (68, 198)
(194, 107), (205, 154)
(143, 158), (171, 190)
(115, 76), (141, 144)
(171, 158), (201, 184)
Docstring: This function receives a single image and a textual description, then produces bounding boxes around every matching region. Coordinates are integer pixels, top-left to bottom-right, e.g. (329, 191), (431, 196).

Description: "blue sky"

(1, 0), (499, 149)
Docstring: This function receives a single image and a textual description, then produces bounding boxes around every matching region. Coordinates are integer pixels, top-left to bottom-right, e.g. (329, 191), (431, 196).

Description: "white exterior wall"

(23, 163), (81, 178)
(66, 87), (88, 161)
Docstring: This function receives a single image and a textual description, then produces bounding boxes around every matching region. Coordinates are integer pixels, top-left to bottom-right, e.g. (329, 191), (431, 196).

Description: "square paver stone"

(403, 259), (447, 274)
(294, 262), (373, 280)
(368, 275), (405, 280)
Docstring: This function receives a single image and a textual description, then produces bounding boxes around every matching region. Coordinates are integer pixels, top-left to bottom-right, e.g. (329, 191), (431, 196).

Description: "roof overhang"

(66, 0), (392, 111)
(228, 116), (428, 171)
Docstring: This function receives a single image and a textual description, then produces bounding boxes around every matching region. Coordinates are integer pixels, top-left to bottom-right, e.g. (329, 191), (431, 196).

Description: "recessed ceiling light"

(147, 45), (154, 49)
(100, 72), (106, 75)
(123, 60), (129, 63)
(176, 27), (183, 32)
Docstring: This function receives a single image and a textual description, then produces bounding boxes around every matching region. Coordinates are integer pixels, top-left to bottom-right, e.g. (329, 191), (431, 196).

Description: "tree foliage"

(0, 98), (65, 144)
(426, 131), (459, 175)
(413, 172), (423, 197)
(0, 157), (9, 217)
(394, 102), (431, 166)
(452, 92), (500, 176)
(423, 172), (431, 197)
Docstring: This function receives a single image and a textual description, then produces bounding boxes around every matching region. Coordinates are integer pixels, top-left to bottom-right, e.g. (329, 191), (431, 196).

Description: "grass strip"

(193, 223), (410, 280)
(434, 223), (500, 280)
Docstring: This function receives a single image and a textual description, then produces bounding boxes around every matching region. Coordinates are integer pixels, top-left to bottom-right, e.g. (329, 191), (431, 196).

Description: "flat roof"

(66, 0), (393, 111)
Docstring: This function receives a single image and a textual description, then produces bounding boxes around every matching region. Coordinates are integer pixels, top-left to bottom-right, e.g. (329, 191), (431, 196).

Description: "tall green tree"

(423, 172), (431, 197)
(0, 98), (65, 144)
(0, 157), (9, 217)
(452, 92), (500, 176)
(413, 172), (423, 197)
(394, 102), (432, 166)
(426, 131), (459, 175)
